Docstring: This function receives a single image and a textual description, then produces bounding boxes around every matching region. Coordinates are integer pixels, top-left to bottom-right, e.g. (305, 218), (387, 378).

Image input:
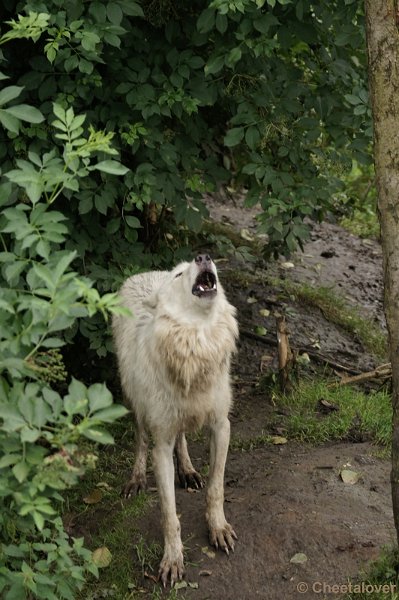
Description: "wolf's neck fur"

(154, 308), (237, 396)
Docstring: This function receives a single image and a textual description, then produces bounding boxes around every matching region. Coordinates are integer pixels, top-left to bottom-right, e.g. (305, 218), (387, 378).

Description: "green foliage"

(0, 94), (129, 600)
(0, 0), (370, 266)
(337, 161), (379, 239)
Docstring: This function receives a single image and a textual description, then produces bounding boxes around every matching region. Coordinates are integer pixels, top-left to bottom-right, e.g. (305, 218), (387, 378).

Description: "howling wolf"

(112, 254), (238, 585)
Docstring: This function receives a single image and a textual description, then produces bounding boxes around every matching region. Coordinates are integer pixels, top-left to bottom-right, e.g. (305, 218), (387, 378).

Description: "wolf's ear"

(143, 292), (158, 312)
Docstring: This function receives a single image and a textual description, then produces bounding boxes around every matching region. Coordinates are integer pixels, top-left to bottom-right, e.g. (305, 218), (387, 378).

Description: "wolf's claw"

(158, 554), (185, 587)
(209, 522), (237, 554)
(178, 468), (204, 490)
(122, 473), (147, 498)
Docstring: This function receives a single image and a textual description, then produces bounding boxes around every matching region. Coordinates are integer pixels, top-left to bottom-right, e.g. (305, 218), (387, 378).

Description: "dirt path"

(136, 441), (392, 599)
(124, 201), (394, 599)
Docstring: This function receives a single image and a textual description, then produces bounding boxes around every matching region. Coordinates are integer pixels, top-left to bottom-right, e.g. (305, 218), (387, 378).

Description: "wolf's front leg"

(152, 437), (184, 586)
(206, 417), (237, 554)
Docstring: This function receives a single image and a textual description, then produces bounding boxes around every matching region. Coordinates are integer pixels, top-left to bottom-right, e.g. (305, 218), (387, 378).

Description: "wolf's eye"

(174, 272), (182, 278)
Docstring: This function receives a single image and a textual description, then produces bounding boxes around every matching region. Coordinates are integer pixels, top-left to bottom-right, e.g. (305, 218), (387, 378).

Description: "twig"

(239, 328), (362, 375)
(329, 363), (391, 387)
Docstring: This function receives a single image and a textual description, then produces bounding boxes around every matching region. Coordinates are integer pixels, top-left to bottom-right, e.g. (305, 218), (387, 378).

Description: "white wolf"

(112, 254), (238, 586)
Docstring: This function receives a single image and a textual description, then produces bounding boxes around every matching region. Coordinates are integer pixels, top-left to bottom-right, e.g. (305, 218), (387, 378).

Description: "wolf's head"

(176, 254), (218, 300)
(147, 255), (222, 320)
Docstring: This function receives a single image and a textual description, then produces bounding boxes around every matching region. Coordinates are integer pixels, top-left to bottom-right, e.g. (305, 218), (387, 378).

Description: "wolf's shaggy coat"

(112, 256), (238, 585)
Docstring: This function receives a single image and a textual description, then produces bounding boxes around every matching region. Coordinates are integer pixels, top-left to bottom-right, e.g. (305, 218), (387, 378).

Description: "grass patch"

(278, 380), (391, 447)
(344, 547), (399, 599)
(277, 280), (387, 359)
(230, 431), (273, 452)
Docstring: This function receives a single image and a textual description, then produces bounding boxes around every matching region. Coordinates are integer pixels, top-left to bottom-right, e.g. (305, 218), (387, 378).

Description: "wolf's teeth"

(199, 285), (205, 292)
(213, 283), (217, 289)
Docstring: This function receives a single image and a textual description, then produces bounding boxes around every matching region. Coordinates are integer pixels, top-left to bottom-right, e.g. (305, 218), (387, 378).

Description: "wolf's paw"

(122, 473), (147, 498)
(177, 467), (204, 490)
(209, 522), (237, 555)
(158, 552), (185, 587)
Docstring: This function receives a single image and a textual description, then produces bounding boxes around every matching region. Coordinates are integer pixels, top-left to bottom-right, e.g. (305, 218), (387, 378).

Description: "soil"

(71, 196), (395, 599)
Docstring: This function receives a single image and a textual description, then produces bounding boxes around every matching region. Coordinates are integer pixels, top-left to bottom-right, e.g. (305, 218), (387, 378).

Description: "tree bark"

(365, 0), (399, 543)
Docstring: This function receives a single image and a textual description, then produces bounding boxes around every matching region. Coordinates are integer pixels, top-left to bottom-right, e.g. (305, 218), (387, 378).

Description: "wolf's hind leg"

(123, 421), (148, 497)
(174, 432), (204, 490)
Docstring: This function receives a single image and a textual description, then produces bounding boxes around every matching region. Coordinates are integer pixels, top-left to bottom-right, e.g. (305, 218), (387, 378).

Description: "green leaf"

(91, 160), (129, 175)
(245, 126), (260, 149)
(224, 127), (244, 147)
(92, 404), (129, 422)
(344, 94), (361, 106)
(125, 215), (141, 228)
(197, 8), (215, 33)
(13, 461), (29, 483)
(88, 383), (113, 412)
(4, 104), (44, 123)
(0, 108), (20, 133)
(107, 2), (123, 25)
(0, 85), (24, 106)
(82, 427), (114, 444)
(32, 511), (45, 530)
(204, 55), (224, 76)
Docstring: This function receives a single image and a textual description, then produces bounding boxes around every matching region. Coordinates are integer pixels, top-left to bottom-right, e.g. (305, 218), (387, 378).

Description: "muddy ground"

(71, 197), (395, 599)
(129, 199), (393, 599)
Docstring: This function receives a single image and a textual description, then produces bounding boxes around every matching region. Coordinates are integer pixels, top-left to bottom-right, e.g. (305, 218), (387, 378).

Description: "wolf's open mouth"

(192, 271), (217, 297)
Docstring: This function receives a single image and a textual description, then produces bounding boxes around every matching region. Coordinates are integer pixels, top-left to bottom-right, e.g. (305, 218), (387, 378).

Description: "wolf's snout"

(195, 254), (212, 270)
(192, 255), (217, 298)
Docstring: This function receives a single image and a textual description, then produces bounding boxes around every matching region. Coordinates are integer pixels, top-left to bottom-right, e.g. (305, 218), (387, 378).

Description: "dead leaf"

(92, 546), (112, 568)
(96, 481), (112, 490)
(240, 228), (254, 241)
(259, 308), (271, 317)
(174, 581), (188, 590)
(83, 489), (103, 504)
(247, 296), (258, 304)
(280, 261), (295, 270)
(188, 582), (199, 589)
(199, 569), (212, 576)
(317, 398), (339, 414)
(255, 326), (267, 336)
(297, 352), (310, 365)
(290, 552), (308, 564)
(201, 546), (216, 559)
(144, 571), (158, 584)
(270, 435), (288, 445)
(340, 469), (361, 485)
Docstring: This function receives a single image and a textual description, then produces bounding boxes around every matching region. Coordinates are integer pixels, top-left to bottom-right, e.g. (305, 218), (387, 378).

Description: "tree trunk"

(365, 0), (399, 543)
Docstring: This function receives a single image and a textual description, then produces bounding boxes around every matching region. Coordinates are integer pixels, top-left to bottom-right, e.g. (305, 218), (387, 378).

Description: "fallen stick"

(239, 328), (361, 375)
(329, 363), (392, 387)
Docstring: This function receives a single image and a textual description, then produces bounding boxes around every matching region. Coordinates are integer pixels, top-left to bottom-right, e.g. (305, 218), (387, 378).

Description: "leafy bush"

(0, 93), (129, 598)
(1, 1), (369, 264)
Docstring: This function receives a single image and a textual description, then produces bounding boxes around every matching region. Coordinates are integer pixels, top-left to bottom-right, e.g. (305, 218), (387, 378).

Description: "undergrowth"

(345, 547), (399, 599)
